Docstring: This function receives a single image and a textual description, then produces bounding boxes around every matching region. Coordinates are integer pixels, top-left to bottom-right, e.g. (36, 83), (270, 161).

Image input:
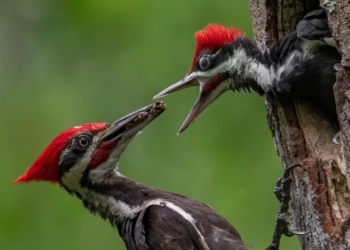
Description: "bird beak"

(101, 101), (167, 142)
(154, 73), (227, 134)
(153, 74), (199, 99)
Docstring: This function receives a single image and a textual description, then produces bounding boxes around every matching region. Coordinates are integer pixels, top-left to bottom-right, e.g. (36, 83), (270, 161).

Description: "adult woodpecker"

(154, 9), (340, 134)
(14, 102), (246, 250)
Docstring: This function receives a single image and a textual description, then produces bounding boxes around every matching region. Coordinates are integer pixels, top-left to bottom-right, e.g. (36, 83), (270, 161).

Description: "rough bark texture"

(248, 0), (350, 249)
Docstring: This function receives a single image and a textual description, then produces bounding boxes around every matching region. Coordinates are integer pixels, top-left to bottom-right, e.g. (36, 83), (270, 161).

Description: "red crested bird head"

(190, 24), (243, 72)
(154, 24), (245, 134)
(14, 123), (108, 184)
(14, 102), (166, 188)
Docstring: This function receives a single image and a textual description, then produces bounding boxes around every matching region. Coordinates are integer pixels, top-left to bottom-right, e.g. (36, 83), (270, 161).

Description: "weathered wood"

(248, 0), (350, 248)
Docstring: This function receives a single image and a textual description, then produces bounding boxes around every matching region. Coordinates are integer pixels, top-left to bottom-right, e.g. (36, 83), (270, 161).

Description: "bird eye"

(79, 137), (89, 147)
(198, 56), (210, 71)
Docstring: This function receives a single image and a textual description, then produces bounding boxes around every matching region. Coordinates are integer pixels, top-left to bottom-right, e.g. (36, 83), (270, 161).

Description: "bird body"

(154, 9), (340, 133)
(14, 102), (245, 250)
(78, 175), (244, 250)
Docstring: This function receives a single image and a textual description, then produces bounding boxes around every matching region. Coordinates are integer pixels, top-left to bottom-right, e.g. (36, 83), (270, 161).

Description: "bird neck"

(228, 37), (274, 95)
(62, 171), (140, 224)
(63, 170), (181, 229)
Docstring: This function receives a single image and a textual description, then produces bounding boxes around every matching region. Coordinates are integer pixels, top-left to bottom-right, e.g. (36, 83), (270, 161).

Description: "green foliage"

(0, 0), (299, 249)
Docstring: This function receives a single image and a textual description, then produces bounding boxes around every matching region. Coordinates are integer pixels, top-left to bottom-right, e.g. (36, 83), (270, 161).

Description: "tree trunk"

(248, 0), (350, 249)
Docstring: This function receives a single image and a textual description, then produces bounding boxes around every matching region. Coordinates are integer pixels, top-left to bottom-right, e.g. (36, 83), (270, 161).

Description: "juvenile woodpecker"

(154, 9), (340, 133)
(14, 102), (246, 250)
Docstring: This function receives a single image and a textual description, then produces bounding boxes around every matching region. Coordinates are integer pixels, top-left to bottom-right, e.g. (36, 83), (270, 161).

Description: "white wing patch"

(275, 51), (299, 81)
(275, 43), (314, 83)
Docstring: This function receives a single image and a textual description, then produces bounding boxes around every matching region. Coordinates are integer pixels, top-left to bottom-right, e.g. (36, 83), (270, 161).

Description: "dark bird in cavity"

(154, 9), (340, 134)
(14, 102), (246, 250)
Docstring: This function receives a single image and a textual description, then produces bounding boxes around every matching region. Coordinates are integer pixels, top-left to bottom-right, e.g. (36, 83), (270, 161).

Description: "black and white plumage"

(87, 177), (245, 250)
(15, 102), (246, 250)
(269, 9), (339, 117)
(154, 9), (340, 133)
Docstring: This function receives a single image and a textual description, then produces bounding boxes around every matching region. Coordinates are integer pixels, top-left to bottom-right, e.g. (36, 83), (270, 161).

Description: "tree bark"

(248, 0), (350, 249)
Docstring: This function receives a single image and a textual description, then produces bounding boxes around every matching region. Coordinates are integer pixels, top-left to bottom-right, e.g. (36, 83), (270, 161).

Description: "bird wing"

(117, 191), (245, 250)
(136, 204), (246, 250)
(268, 9), (334, 66)
(296, 9), (334, 46)
(208, 226), (247, 250)
(136, 204), (207, 250)
(118, 204), (207, 250)
(119, 216), (147, 250)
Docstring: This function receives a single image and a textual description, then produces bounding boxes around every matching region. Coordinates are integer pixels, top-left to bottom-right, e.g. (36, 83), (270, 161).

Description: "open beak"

(101, 102), (166, 142)
(154, 74), (226, 134)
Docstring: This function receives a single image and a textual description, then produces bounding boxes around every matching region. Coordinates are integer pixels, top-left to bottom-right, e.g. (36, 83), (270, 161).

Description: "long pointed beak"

(101, 102), (166, 142)
(154, 74), (227, 134)
(153, 75), (199, 99)
(177, 96), (207, 134)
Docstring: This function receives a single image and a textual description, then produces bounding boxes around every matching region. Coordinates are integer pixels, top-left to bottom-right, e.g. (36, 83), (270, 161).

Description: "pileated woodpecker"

(14, 102), (246, 250)
(154, 9), (340, 134)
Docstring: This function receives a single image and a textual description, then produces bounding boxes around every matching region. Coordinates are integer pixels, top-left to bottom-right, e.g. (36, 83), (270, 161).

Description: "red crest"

(190, 24), (243, 72)
(13, 123), (107, 184)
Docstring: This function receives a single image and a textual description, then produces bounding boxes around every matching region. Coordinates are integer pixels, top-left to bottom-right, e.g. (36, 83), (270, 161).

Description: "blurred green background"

(1, 0), (299, 249)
